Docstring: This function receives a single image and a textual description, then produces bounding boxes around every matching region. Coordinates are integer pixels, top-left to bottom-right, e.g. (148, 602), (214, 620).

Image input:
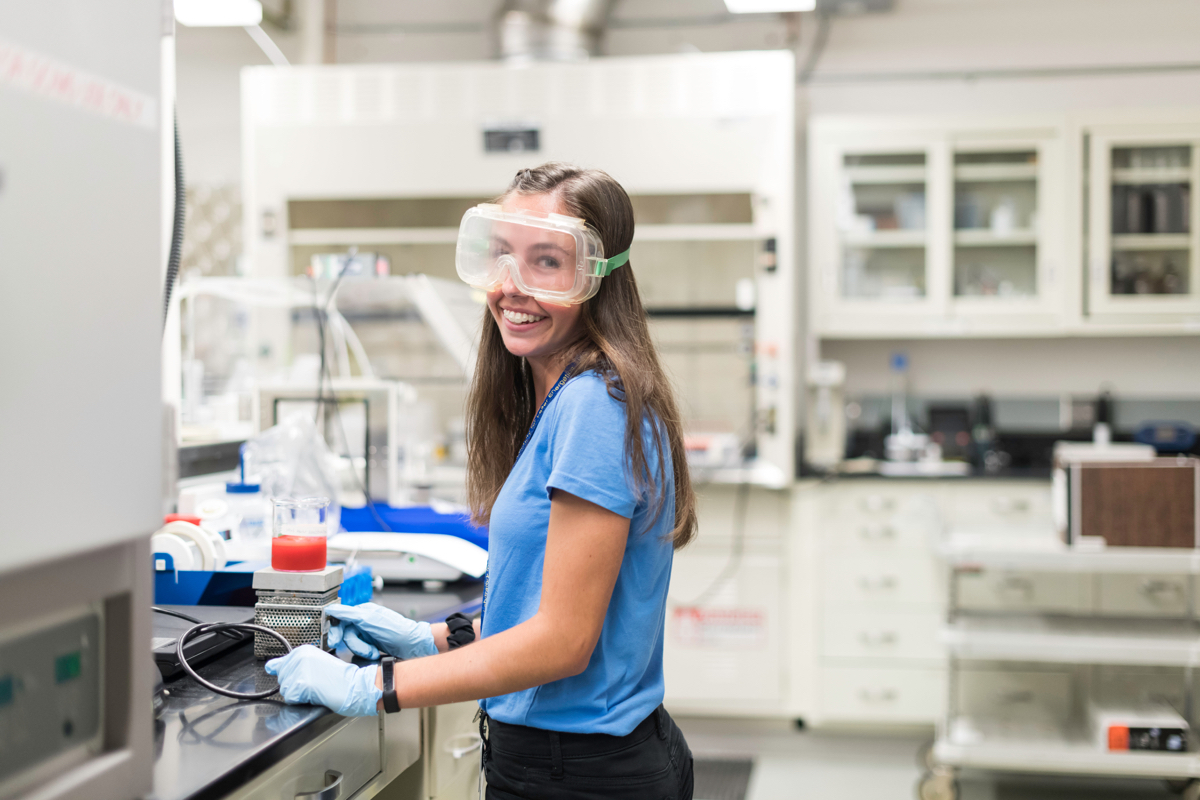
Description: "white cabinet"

(810, 117), (1069, 338)
(1086, 122), (1200, 323)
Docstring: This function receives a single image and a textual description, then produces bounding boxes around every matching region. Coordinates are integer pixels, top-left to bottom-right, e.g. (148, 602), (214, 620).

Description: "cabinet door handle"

(1140, 580), (1183, 599)
(295, 771), (343, 800)
(991, 497), (1030, 514)
(858, 688), (897, 703)
(445, 732), (483, 760)
(859, 525), (896, 541)
(858, 575), (898, 591)
(858, 630), (898, 646)
(861, 495), (896, 513)
(998, 576), (1034, 599)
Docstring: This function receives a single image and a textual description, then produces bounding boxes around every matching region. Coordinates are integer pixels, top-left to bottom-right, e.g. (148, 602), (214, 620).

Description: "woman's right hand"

(325, 602), (439, 660)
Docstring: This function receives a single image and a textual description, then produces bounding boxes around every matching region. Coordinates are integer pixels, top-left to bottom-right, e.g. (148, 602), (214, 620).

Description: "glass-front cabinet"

(1088, 126), (1200, 319)
(810, 119), (1065, 337)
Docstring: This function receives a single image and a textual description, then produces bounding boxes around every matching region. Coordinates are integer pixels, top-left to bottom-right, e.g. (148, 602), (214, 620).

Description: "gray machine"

(0, 2), (163, 798)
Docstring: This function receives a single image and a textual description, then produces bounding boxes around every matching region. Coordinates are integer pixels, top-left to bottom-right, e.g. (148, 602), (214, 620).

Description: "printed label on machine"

(671, 607), (766, 649)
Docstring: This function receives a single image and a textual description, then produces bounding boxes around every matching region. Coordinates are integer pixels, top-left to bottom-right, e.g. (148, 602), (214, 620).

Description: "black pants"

(480, 705), (694, 800)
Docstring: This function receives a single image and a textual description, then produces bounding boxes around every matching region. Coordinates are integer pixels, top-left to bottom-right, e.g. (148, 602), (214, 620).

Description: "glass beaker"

(271, 496), (330, 572)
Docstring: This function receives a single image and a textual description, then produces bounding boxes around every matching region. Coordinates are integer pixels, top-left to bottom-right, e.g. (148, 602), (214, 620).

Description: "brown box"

(1067, 458), (1199, 548)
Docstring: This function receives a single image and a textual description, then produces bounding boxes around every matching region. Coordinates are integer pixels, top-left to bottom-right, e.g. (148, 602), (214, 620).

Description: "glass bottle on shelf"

(952, 150), (1038, 298)
(1108, 145), (1191, 296)
(838, 152), (927, 300)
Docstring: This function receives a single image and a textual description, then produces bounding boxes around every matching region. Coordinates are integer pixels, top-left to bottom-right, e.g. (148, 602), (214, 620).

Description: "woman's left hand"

(265, 645), (381, 716)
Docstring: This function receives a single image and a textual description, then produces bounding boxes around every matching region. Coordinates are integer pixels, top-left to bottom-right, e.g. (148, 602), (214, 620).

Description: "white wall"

(175, 0), (1200, 403)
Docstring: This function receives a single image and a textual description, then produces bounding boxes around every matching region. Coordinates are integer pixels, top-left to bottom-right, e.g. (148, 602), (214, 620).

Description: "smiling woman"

(266, 163), (698, 800)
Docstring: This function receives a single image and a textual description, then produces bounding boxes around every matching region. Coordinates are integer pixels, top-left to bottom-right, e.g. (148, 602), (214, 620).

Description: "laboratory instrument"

(455, 203), (630, 305)
(252, 565), (344, 659)
(1090, 702), (1189, 753)
(804, 360), (847, 469)
(0, 1), (161, 797)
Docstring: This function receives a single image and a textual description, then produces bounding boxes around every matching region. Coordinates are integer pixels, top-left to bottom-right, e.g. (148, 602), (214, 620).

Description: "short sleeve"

(545, 375), (638, 518)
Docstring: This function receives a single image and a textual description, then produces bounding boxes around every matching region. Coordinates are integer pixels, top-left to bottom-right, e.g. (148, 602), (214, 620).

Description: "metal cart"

(921, 538), (1200, 800)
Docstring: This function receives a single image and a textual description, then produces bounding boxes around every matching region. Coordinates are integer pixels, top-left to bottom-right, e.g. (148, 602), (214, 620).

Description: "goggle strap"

(594, 248), (631, 277)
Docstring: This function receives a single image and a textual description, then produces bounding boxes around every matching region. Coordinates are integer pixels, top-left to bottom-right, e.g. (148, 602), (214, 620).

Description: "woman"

(266, 163), (698, 799)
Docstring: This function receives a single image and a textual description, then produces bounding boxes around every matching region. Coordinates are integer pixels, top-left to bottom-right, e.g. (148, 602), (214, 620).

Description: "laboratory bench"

(152, 580), (483, 800)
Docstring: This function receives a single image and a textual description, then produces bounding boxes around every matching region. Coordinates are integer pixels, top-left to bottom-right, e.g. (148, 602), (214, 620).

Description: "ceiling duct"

(495, 0), (617, 62)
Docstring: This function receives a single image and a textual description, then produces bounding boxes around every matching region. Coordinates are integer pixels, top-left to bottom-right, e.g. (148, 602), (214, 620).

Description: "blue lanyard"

(516, 362), (576, 461)
(482, 362), (576, 626)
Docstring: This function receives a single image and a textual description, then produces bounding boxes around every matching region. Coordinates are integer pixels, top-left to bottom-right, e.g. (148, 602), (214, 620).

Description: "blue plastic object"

(339, 504), (488, 550)
(1135, 421), (1197, 453)
(152, 556), (264, 606)
(226, 442), (260, 493)
(338, 565), (374, 606)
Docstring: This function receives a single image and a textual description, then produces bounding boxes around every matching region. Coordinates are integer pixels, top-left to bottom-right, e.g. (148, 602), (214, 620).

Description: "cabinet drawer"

(822, 610), (943, 660)
(429, 701), (483, 799)
(820, 664), (944, 723)
(823, 488), (940, 529)
(1096, 574), (1191, 617)
(956, 570), (1092, 613)
(822, 553), (943, 608)
(956, 668), (1073, 723)
(945, 484), (1052, 535)
(225, 715), (380, 800)
(820, 519), (936, 552)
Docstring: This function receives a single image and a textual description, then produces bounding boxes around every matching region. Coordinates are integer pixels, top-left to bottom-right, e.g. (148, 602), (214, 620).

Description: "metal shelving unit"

(922, 536), (1200, 800)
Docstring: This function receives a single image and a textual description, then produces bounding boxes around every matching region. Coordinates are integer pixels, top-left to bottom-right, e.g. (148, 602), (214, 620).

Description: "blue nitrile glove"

(324, 602), (439, 661)
(264, 645), (381, 717)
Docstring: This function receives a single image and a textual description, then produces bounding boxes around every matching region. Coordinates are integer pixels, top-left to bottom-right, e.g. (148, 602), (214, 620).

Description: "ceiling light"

(724, 0), (817, 12)
(175, 0), (263, 27)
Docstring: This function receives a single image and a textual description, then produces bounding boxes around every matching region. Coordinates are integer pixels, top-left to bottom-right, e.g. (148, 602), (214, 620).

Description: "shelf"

(1112, 234), (1191, 250)
(943, 616), (1200, 666)
(289, 227), (458, 246)
(689, 460), (789, 489)
(939, 536), (1200, 574)
(935, 725), (1200, 778)
(954, 229), (1038, 246)
(841, 230), (927, 248)
(632, 224), (760, 242)
(1112, 167), (1192, 185)
(954, 164), (1038, 182)
(844, 165), (927, 184)
(288, 223), (763, 247)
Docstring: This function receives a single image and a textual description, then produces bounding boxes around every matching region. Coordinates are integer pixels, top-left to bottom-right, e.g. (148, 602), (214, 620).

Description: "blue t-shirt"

(480, 370), (676, 735)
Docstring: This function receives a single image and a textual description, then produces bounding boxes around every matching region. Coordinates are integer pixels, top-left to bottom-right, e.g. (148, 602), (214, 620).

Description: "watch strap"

(381, 657), (400, 714)
(445, 613), (476, 650)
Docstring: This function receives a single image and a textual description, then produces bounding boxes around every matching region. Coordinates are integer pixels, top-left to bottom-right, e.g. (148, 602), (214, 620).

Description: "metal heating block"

(252, 566), (344, 659)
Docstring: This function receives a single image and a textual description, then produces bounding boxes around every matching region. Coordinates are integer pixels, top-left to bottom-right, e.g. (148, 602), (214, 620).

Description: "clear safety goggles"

(455, 204), (629, 306)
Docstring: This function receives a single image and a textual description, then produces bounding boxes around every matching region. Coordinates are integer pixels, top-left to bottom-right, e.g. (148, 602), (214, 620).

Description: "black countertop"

(151, 580), (484, 800)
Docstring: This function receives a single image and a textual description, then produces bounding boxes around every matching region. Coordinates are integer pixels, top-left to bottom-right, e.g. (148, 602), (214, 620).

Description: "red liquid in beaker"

(271, 536), (327, 571)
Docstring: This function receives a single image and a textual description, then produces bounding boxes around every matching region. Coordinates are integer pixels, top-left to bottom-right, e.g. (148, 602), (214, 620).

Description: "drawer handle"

(998, 576), (1034, 598)
(861, 495), (896, 513)
(858, 630), (898, 646)
(858, 575), (898, 591)
(991, 497), (1030, 514)
(858, 688), (897, 703)
(859, 525), (896, 541)
(295, 770), (342, 800)
(1141, 580), (1184, 599)
(445, 732), (483, 760)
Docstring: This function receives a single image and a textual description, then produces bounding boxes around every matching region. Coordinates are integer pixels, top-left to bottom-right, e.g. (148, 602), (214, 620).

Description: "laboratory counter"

(152, 580), (484, 800)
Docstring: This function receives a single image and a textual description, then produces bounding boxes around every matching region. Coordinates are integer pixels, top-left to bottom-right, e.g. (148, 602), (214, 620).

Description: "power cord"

(152, 607), (292, 701)
(177, 622), (292, 701)
(309, 253), (393, 535)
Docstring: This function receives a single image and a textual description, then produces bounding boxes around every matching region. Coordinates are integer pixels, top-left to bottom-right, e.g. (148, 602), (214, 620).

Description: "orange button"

(1108, 725), (1130, 751)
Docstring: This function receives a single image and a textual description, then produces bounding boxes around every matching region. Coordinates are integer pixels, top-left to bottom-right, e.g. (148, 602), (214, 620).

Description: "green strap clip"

(590, 248), (630, 278)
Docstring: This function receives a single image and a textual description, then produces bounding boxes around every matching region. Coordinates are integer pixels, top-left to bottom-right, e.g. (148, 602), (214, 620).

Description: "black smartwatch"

(445, 613), (477, 649)
(380, 657), (400, 714)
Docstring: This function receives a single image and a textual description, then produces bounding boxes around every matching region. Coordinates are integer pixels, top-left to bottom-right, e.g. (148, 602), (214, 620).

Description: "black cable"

(152, 606), (244, 641)
(163, 110), (185, 332)
(310, 252), (393, 534)
(678, 478), (752, 608)
(798, 10), (832, 84)
(176, 622), (292, 701)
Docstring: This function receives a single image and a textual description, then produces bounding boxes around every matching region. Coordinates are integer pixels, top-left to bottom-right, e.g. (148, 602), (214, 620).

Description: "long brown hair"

(464, 163), (697, 550)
